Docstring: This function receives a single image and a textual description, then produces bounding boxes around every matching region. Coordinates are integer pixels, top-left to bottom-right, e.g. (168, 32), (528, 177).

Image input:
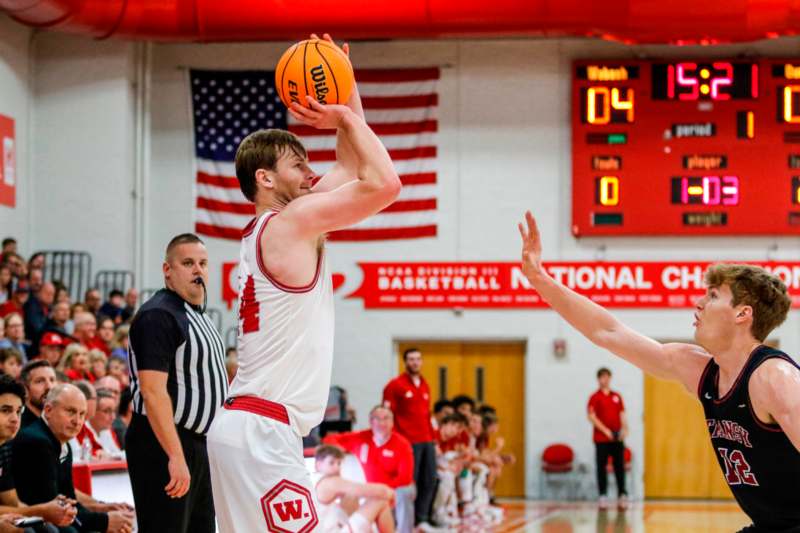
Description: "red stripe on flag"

(400, 172), (437, 185)
(381, 199), (437, 213)
(288, 120), (438, 137)
(197, 197), (256, 215)
(195, 223), (243, 240)
(355, 68), (440, 83)
(328, 225), (437, 241)
(308, 146), (436, 162)
(361, 94), (438, 109)
(198, 172), (240, 189)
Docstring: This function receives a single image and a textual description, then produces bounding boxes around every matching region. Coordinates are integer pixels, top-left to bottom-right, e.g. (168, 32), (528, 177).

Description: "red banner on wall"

(348, 262), (800, 309)
(0, 115), (15, 208)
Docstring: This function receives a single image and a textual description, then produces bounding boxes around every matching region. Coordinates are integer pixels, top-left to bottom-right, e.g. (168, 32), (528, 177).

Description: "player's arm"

(749, 359), (800, 452)
(284, 98), (401, 237)
(587, 406), (612, 439)
(518, 211), (711, 393)
(620, 410), (629, 440)
(311, 34), (366, 194)
(322, 477), (394, 501)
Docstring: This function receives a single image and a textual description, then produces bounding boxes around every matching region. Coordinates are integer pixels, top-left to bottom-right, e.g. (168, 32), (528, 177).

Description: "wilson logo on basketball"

(309, 65), (330, 103)
(261, 479), (318, 533)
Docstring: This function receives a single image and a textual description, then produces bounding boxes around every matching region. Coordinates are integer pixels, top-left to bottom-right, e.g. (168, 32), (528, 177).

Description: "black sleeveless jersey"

(699, 345), (800, 531)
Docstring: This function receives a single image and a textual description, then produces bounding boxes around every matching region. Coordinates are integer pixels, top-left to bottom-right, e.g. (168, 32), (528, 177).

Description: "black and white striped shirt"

(128, 288), (228, 435)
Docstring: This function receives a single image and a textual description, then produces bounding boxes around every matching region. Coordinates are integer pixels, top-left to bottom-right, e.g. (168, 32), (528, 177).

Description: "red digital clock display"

(572, 59), (800, 236)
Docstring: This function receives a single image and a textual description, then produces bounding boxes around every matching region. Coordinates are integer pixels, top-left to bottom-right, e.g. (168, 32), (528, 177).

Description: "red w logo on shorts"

(261, 479), (318, 533)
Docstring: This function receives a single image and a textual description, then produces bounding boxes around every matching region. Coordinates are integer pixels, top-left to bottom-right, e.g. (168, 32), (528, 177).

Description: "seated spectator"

(0, 314), (27, 362)
(99, 291), (125, 326)
(88, 350), (108, 381)
(112, 388), (132, 451)
(95, 317), (114, 355)
(314, 445), (395, 533)
(3, 254), (25, 284)
(433, 413), (469, 527)
(324, 406), (415, 533)
(83, 289), (101, 317)
(451, 395), (475, 418)
(12, 384), (135, 532)
(0, 239), (15, 261)
(477, 411), (515, 505)
(94, 376), (121, 406)
(73, 312), (109, 356)
(44, 301), (71, 338)
(60, 344), (92, 383)
(0, 349), (22, 380)
(0, 284), (27, 320)
(27, 253), (44, 272)
(86, 391), (123, 457)
(109, 325), (129, 360)
(23, 281), (53, 345)
(120, 289), (138, 323)
(0, 265), (11, 305)
(66, 303), (87, 335)
(36, 331), (68, 368)
(432, 399), (454, 430)
(54, 285), (70, 305)
(26, 269), (43, 295)
(21, 360), (56, 428)
(69, 381), (102, 462)
(105, 356), (129, 389)
(0, 374), (79, 529)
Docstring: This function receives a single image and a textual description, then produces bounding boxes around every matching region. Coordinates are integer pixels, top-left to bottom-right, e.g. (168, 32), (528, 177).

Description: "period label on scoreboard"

(572, 59), (800, 236)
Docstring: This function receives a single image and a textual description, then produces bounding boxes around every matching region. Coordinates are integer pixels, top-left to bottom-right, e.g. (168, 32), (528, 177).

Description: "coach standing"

(126, 234), (228, 533)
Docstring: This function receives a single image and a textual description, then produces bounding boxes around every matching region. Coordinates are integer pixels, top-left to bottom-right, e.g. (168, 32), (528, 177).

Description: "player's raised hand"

(289, 96), (353, 130)
(310, 33), (350, 57)
(518, 211), (546, 283)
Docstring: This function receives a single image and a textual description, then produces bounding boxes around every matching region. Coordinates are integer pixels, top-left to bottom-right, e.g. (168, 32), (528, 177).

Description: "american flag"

(189, 68), (439, 241)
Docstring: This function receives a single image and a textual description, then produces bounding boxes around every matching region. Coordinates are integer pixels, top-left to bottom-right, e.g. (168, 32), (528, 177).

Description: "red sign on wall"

(0, 115), (15, 207)
(348, 262), (800, 309)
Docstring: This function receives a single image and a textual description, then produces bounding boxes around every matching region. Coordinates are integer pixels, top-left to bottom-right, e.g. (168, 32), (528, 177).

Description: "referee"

(126, 233), (228, 533)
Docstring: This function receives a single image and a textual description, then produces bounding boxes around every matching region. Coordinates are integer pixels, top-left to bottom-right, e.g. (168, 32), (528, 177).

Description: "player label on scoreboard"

(572, 59), (800, 236)
(0, 114), (15, 208)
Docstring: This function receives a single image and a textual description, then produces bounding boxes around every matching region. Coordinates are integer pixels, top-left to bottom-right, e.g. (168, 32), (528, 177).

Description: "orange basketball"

(275, 39), (355, 109)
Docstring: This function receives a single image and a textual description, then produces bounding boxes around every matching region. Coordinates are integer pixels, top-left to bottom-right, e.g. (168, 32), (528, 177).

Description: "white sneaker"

(618, 494), (631, 510)
(598, 496), (610, 509)
(417, 521), (449, 533)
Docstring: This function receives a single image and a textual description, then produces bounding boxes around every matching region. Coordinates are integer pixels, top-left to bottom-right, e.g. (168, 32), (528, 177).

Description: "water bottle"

(81, 438), (93, 462)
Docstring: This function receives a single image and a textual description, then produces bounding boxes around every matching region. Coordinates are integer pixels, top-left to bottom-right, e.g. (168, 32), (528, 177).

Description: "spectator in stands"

(94, 376), (121, 406)
(3, 254), (24, 282)
(383, 348), (437, 530)
(99, 291), (125, 326)
(432, 399), (454, 431)
(325, 406), (415, 533)
(0, 314), (27, 362)
(113, 388), (133, 450)
(44, 301), (71, 338)
(28, 253), (44, 272)
(0, 374), (79, 529)
(70, 380), (102, 461)
(0, 265), (11, 305)
(109, 325), (129, 360)
(314, 445), (396, 533)
(26, 269), (43, 294)
(83, 289), (101, 317)
(87, 391), (123, 457)
(60, 344), (92, 383)
(54, 284), (70, 305)
(0, 239), (15, 261)
(106, 356), (129, 388)
(0, 283), (27, 320)
(21, 360), (56, 428)
(88, 350), (108, 381)
(73, 312), (108, 356)
(120, 288), (138, 323)
(36, 331), (67, 368)
(13, 383), (135, 532)
(451, 395), (476, 418)
(24, 281), (54, 345)
(0, 349), (22, 380)
(95, 317), (114, 355)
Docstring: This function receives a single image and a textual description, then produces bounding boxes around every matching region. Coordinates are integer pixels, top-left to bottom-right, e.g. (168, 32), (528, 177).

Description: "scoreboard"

(572, 59), (800, 236)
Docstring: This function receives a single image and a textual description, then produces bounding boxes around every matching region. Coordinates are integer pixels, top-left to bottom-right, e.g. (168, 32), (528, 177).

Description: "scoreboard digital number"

(572, 59), (800, 236)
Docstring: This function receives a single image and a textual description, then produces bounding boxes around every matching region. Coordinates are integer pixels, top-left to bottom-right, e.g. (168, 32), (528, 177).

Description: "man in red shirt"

(587, 367), (628, 509)
(325, 406), (415, 532)
(383, 347), (437, 529)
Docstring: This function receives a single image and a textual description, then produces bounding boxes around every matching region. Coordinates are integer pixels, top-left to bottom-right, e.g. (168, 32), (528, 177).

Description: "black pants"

(126, 413), (215, 533)
(412, 441), (437, 524)
(595, 441), (626, 496)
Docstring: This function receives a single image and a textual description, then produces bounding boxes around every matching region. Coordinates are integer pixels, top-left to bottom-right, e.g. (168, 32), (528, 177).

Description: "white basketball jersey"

(230, 210), (334, 436)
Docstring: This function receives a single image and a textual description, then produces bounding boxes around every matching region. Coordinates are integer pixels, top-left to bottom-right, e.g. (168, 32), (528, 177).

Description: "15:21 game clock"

(572, 59), (800, 236)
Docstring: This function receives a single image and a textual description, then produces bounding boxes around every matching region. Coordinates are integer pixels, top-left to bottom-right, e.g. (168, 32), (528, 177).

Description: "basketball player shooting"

(206, 34), (401, 533)
(518, 211), (800, 532)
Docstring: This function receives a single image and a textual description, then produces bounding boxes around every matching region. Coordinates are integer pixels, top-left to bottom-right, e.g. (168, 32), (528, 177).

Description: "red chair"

(72, 463), (92, 495)
(540, 443), (577, 499)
